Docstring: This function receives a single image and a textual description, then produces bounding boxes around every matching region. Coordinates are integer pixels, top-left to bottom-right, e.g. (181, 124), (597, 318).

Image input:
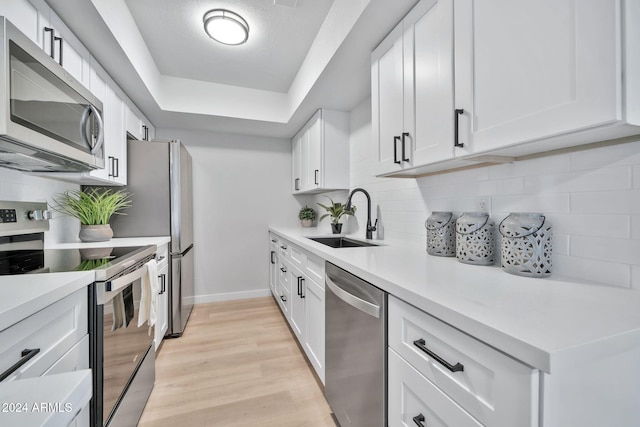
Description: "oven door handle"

(106, 264), (148, 292)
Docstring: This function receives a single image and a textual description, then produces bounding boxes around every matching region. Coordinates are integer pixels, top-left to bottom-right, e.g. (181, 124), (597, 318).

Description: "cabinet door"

(1, 0), (39, 44)
(303, 276), (325, 384)
(306, 111), (323, 191)
(289, 267), (306, 341)
(269, 240), (279, 295)
(155, 262), (169, 350)
(373, 22), (405, 175)
(292, 132), (303, 193)
(409, 0), (456, 165)
(108, 89), (126, 185)
(455, 0), (621, 154)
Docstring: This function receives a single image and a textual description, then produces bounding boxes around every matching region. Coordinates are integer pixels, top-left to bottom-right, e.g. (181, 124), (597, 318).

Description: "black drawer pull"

(402, 132), (410, 162)
(393, 136), (401, 164)
(297, 276), (302, 296)
(413, 339), (464, 372)
(413, 414), (426, 427)
(454, 109), (464, 148)
(280, 295), (287, 302)
(0, 348), (41, 382)
(280, 267), (287, 273)
(270, 251), (276, 264)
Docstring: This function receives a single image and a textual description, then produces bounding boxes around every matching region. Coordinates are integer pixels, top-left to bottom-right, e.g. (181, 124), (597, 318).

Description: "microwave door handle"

(80, 105), (105, 155)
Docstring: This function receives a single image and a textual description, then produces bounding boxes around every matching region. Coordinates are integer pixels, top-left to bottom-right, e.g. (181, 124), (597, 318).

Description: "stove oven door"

(92, 267), (155, 427)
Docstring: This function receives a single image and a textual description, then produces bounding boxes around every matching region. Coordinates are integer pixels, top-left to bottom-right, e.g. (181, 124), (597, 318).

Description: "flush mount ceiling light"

(203, 9), (249, 46)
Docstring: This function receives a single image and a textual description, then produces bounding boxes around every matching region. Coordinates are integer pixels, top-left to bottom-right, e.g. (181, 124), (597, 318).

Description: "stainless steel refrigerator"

(110, 139), (194, 337)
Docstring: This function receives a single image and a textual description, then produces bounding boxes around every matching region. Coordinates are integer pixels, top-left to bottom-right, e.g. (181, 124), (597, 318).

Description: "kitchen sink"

(306, 237), (379, 248)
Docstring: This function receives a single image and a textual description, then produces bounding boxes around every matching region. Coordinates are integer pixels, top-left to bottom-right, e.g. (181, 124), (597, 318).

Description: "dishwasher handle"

(326, 274), (381, 318)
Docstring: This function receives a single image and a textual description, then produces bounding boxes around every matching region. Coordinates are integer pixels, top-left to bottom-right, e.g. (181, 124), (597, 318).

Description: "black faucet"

(345, 188), (378, 239)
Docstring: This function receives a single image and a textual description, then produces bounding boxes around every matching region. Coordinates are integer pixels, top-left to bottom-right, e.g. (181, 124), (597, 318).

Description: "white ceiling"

(46, 0), (420, 138)
(124, 0), (334, 93)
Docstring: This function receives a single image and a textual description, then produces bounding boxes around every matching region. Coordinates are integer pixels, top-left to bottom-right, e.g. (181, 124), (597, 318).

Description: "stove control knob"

(28, 210), (52, 221)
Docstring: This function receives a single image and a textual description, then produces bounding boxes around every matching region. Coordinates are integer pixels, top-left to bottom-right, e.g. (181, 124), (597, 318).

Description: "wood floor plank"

(138, 297), (334, 426)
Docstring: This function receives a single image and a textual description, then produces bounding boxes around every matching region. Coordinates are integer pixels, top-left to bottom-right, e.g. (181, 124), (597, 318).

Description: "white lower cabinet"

(154, 246), (169, 351)
(388, 349), (482, 427)
(0, 287), (90, 427)
(388, 295), (538, 427)
(268, 232), (325, 383)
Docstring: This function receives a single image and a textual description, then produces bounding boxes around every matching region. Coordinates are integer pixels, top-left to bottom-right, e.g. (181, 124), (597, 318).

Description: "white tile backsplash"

(0, 168), (80, 244)
(314, 97), (640, 288)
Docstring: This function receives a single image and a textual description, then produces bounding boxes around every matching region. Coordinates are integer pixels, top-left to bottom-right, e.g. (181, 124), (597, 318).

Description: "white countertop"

(45, 236), (171, 249)
(270, 226), (640, 374)
(0, 272), (94, 332)
(0, 369), (91, 427)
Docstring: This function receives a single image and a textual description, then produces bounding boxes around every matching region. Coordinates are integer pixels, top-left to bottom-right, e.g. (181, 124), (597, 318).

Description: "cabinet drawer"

(278, 239), (290, 258)
(389, 349), (482, 427)
(43, 334), (89, 376)
(278, 260), (291, 293)
(388, 296), (538, 427)
(0, 288), (88, 382)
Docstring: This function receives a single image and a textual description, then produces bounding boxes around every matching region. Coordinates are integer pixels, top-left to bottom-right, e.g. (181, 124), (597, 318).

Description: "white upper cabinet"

(1, 0), (39, 44)
(373, 0), (640, 177)
(126, 102), (155, 141)
(291, 109), (350, 194)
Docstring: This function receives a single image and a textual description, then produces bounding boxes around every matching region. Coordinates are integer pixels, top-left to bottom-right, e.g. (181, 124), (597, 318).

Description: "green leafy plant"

(51, 188), (132, 225)
(298, 205), (316, 221)
(317, 197), (356, 225)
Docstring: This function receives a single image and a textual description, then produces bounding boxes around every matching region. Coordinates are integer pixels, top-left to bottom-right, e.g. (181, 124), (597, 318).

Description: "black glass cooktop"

(0, 246), (146, 275)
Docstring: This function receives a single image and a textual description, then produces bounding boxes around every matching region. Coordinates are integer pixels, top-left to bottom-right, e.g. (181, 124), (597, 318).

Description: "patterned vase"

(455, 212), (495, 265)
(499, 213), (552, 278)
(425, 212), (457, 257)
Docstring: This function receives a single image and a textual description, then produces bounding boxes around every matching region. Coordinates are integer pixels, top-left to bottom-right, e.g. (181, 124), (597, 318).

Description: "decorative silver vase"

(499, 213), (552, 278)
(79, 224), (113, 242)
(425, 212), (457, 257)
(455, 212), (495, 265)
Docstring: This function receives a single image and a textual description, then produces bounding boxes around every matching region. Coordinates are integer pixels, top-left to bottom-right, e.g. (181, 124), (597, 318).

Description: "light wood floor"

(138, 297), (335, 427)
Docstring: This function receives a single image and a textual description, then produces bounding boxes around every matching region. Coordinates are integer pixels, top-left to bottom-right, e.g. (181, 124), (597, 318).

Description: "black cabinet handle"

(271, 239), (277, 243)
(294, 178), (300, 191)
(454, 109), (464, 148)
(297, 276), (302, 296)
(54, 36), (63, 66)
(0, 348), (40, 382)
(280, 245), (287, 250)
(44, 27), (54, 58)
(114, 157), (119, 178)
(300, 277), (305, 299)
(413, 414), (426, 427)
(280, 267), (287, 273)
(270, 251), (276, 264)
(108, 156), (114, 177)
(402, 132), (410, 162)
(413, 339), (464, 372)
(393, 136), (401, 164)
(280, 295), (287, 302)
(314, 169), (319, 185)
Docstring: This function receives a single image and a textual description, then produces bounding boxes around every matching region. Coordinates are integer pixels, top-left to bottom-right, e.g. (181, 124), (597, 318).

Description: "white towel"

(138, 259), (160, 328)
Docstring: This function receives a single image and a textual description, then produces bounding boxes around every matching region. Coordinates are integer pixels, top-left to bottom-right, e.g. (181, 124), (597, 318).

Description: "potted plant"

(317, 197), (356, 234)
(298, 205), (316, 227)
(51, 188), (132, 242)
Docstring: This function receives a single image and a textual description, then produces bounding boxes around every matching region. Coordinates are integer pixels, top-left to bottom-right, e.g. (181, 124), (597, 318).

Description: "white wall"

(0, 168), (80, 243)
(313, 97), (640, 289)
(156, 128), (305, 303)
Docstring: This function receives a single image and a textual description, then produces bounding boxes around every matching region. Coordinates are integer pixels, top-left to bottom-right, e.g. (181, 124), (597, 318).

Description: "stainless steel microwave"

(0, 16), (104, 172)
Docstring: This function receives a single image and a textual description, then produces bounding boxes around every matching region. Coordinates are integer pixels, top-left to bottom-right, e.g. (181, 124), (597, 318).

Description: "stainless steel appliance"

(109, 139), (194, 337)
(0, 201), (157, 427)
(325, 262), (387, 427)
(0, 17), (105, 172)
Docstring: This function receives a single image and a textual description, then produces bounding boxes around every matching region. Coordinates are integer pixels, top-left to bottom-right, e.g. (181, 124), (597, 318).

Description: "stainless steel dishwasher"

(325, 262), (387, 427)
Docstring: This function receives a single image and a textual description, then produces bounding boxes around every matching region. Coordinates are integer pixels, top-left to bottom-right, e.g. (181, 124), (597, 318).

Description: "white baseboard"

(188, 289), (272, 305)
